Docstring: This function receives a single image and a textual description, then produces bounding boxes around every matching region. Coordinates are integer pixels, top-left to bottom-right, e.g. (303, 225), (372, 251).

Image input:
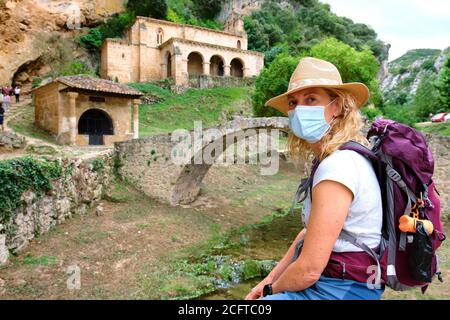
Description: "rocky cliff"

(0, 0), (125, 92)
(380, 48), (449, 105)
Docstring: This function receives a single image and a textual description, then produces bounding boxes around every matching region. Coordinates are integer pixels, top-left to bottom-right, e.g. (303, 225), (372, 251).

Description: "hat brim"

(264, 83), (370, 115)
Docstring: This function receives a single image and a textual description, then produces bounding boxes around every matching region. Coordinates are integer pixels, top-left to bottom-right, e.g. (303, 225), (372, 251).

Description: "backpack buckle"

(387, 168), (401, 182)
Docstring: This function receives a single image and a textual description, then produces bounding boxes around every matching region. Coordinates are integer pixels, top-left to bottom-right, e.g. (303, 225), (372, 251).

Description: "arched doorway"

(237, 40), (241, 49)
(166, 52), (172, 78)
(78, 108), (114, 145)
(209, 55), (224, 76)
(230, 58), (244, 77)
(187, 52), (203, 76)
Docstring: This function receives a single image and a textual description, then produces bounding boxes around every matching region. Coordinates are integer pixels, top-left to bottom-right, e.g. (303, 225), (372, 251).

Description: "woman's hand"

(245, 276), (272, 300)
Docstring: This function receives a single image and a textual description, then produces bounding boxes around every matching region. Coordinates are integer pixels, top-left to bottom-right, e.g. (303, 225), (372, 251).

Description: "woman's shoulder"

(322, 149), (364, 165)
(317, 149), (372, 176)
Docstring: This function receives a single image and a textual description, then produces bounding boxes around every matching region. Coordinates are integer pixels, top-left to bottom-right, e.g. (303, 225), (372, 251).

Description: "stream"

(201, 211), (302, 300)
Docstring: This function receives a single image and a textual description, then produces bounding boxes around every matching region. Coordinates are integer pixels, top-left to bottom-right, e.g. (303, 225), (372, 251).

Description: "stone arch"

(156, 28), (164, 45)
(170, 117), (289, 204)
(209, 55), (224, 76)
(230, 58), (244, 77)
(187, 52), (204, 76)
(78, 108), (114, 145)
(114, 117), (290, 206)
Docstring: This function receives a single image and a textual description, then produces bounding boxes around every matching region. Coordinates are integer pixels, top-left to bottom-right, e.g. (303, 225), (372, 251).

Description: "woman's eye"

(288, 101), (296, 107)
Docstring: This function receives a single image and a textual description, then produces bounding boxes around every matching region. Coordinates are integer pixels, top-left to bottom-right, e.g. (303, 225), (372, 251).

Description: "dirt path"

(1, 97), (113, 161)
(0, 160), (300, 299)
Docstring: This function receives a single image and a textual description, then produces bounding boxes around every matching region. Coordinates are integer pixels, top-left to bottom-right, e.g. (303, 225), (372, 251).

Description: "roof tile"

(55, 75), (142, 96)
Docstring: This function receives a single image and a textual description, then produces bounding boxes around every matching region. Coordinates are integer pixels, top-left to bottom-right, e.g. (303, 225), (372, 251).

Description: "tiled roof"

(52, 75), (142, 96)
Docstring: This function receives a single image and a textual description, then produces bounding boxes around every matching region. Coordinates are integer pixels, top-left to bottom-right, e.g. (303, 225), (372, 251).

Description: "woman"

(0, 103), (5, 132)
(14, 85), (20, 103)
(2, 93), (10, 112)
(245, 57), (384, 300)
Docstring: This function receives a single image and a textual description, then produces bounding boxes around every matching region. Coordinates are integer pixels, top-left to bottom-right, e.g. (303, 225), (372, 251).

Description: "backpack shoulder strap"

(339, 140), (379, 162)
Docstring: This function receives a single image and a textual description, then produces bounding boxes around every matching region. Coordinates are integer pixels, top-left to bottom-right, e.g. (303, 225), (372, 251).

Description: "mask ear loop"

(322, 99), (339, 137)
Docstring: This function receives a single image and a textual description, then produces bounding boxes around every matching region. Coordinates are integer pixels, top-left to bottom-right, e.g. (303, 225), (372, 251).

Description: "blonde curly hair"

(287, 87), (369, 174)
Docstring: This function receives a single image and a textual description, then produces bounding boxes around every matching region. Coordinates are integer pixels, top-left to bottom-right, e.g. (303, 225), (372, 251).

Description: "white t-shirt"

(301, 149), (382, 252)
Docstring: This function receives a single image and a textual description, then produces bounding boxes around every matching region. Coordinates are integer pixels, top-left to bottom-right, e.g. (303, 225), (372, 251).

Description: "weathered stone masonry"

(427, 134), (450, 217)
(115, 123), (450, 214)
(114, 117), (289, 205)
(0, 153), (114, 265)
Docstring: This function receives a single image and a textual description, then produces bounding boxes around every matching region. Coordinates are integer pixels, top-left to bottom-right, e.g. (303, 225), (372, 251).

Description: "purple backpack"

(292, 118), (446, 292)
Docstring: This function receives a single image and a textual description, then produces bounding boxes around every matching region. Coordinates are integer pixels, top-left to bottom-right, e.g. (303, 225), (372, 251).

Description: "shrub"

(252, 53), (300, 117)
(32, 77), (42, 89)
(412, 71), (441, 121)
(0, 157), (62, 222)
(382, 105), (418, 127)
(127, 0), (167, 19)
(361, 106), (383, 121)
(60, 61), (97, 77)
(436, 54), (450, 110)
(77, 28), (103, 52)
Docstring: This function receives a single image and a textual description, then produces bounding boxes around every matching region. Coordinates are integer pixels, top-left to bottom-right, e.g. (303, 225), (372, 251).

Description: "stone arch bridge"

(114, 117), (289, 205)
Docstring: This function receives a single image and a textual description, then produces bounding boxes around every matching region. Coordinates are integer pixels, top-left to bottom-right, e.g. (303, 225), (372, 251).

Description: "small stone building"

(32, 75), (142, 146)
(100, 13), (264, 86)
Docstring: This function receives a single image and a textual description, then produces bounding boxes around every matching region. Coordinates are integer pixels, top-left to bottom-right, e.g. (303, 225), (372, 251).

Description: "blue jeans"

(260, 275), (384, 300)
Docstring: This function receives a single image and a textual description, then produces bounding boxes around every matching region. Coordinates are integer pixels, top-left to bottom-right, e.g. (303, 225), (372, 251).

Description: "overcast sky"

(319, 0), (450, 61)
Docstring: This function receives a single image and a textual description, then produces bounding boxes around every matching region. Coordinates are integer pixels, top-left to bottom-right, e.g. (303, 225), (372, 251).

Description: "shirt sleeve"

(312, 150), (359, 198)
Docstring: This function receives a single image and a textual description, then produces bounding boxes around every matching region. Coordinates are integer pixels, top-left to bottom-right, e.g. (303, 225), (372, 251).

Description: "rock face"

(0, 131), (27, 150)
(0, 0), (125, 91)
(380, 48), (448, 105)
(0, 153), (114, 265)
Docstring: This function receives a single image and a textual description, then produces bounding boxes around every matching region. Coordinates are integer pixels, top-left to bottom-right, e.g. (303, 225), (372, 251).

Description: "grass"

(132, 85), (254, 137)
(417, 122), (450, 137)
(6, 84), (255, 146)
(7, 104), (56, 143)
(16, 254), (59, 267)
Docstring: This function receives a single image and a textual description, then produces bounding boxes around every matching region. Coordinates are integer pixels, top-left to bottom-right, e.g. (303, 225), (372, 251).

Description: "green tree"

(412, 71), (441, 120)
(252, 53), (302, 117)
(252, 38), (383, 117)
(382, 105), (417, 127)
(191, 0), (223, 20)
(309, 37), (382, 107)
(244, 0), (386, 64)
(77, 28), (103, 52)
(78, 12), (134, 51)
(127, 0), (167, 19)
(436, 54), (450, 109)
(264, 43), (289, 65)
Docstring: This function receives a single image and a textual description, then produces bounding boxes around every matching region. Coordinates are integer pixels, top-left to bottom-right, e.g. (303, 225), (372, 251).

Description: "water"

(200, 212), (302, 299)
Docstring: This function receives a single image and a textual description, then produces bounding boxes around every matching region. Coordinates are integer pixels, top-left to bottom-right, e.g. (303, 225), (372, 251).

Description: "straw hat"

(264, 57), (370, 114)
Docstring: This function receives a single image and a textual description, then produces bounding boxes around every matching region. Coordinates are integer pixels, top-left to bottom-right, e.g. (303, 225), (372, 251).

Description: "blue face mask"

(287, 100), (336, 143)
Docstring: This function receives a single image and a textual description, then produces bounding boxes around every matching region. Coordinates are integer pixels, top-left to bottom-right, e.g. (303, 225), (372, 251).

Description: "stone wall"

(114, 117), (289, 205)
(101, 16), (264, 85)
(115, 123), (450, 214)
(426, 134), (450, 215)
(191, 75), (256, 89)
(0, 131), (27, 151)
(33, 82), (136, 146)
(0, 153), (114, 265)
